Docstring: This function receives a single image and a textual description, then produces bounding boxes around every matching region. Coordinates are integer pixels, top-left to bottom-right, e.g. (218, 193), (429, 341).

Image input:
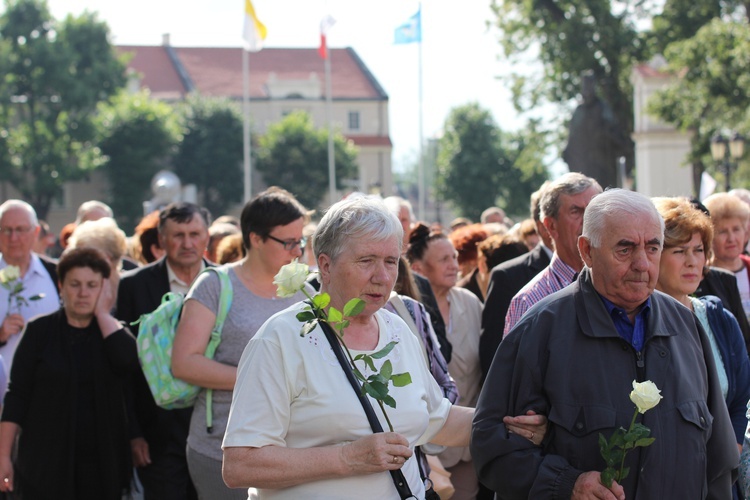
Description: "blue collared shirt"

(600, 294), (651, 352)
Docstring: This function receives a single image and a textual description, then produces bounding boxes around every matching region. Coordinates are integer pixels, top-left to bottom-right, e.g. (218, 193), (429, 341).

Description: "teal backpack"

(134, 266), (233, 432)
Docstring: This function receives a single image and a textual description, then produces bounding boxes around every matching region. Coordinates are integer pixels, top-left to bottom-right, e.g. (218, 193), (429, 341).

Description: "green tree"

(173, 96), (244, 217)
(95, 90), (180, 231)
(0, 0), (126, 218)
(648, 20), (750, 190)
(255, 111), (359, 210)
(436, 103), (547, 220)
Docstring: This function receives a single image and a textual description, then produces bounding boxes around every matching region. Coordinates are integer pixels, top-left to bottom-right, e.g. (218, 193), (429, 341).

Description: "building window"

(348, 111), (360, 131)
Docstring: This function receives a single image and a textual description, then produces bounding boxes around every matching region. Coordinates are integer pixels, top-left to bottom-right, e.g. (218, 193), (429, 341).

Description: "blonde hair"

(703, 192), (750, 226)
(68, 217), (128, 266)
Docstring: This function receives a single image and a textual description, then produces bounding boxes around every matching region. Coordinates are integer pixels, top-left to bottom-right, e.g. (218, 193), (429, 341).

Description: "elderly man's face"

(158, 215), (209, 270)
(579, 212), (663, 314)
(0, 208), (39, 266)
(545, 186), (600, 270)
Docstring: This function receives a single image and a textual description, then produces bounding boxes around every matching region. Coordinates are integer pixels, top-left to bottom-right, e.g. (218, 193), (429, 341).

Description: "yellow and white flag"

(243, 0), (267, 52)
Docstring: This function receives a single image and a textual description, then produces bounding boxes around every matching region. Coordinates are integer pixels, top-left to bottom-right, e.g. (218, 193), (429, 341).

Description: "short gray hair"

(315, 195), (403, 262)
(582, 189), (664, 248)
(0, 200), (38, 227)
(540, 173), (602, 221)
(383, 196), (414, 222)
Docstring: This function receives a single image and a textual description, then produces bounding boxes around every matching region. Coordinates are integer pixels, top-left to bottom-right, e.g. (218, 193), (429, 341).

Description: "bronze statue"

(563, 71), (633, 189)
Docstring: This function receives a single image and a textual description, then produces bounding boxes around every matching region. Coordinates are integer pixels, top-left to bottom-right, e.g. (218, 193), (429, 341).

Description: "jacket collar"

(574, 267), (676, 342)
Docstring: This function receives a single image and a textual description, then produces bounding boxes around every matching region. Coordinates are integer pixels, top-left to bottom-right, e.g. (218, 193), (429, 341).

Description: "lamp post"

(711, 132), (745, 192)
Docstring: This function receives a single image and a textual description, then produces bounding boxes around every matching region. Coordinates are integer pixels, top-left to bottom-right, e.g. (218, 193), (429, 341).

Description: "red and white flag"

(318, 15), (336, 59)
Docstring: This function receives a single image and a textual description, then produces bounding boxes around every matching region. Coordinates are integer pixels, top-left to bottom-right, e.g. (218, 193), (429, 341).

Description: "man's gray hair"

(0, 199), (38, 227)
(315, 195), (403, 262)
(540, 173), (602, 221)
(383, 196), (414, 222)
(582, 189), (665, 247)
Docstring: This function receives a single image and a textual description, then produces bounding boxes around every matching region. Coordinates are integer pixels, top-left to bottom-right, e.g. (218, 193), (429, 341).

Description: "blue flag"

(394, 8), (421, 44)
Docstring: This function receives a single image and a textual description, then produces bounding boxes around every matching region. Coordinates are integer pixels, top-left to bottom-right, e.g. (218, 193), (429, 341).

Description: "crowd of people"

(0, 174), (750, 499)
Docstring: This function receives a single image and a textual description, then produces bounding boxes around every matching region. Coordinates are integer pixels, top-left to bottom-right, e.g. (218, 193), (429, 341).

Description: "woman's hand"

(0, 455), (13, 493)
(340, 432), (413, 475)
(504, 410), (548, 446)
(95, 277), (117, 317)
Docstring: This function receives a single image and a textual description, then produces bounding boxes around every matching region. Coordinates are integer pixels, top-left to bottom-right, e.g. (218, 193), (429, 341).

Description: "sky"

(46, 0), (529, 173)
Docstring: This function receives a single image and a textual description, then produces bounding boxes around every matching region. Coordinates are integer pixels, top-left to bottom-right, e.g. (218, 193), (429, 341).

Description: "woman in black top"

(0, 247), (139, 499)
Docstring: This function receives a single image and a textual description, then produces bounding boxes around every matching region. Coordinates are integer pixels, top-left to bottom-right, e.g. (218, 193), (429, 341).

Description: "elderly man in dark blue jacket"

(472, 189), (737, 499)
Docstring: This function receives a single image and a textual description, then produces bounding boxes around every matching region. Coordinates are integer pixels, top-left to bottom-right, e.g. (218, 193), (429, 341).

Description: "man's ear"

(578, 235), (593, 268)
(543, 216), (558, 241)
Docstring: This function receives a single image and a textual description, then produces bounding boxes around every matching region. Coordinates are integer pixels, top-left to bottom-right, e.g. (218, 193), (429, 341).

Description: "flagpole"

(325, 40), (336, 205)
(242, 48), (252, 203)
(417, 2), (425, 221)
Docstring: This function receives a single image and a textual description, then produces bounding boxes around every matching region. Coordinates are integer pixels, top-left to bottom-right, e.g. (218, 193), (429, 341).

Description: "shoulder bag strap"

(317, 319), (415, 500)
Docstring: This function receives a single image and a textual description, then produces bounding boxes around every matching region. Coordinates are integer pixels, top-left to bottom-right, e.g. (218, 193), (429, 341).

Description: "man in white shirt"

(0, 200), (60, 375)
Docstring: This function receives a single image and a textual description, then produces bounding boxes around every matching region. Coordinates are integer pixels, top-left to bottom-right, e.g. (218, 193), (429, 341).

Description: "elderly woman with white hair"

(222, 196), (474, 499)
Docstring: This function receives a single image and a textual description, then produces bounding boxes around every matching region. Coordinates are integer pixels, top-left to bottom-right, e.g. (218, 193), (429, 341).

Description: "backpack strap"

(194, 266), (234, 433)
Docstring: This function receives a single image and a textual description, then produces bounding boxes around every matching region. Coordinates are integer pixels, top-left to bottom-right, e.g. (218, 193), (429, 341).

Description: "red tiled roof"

(117, 46), (187, 99)
(174, 47), (386, 100)
(346, 135), (393, 147)
(118, 45), (387, 101)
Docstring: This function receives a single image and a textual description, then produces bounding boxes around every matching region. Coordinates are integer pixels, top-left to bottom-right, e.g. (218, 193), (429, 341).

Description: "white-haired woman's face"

(318, 235), (400, 317)
(712, 217), (746, 264)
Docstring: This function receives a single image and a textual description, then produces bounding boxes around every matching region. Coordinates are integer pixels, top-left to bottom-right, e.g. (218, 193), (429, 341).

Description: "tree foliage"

(0, 0), (126, 218)
(95, 90), (180, 231)
(173, 95), (244, 218)
(648, 20), (750, 187)
(436, 103), (548, 220)
(255, 111), (359, 210)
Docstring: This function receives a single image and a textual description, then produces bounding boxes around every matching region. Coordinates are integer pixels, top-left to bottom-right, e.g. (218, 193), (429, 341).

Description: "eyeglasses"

(0, 226), (33, 237)
(266, 234), (307, 252)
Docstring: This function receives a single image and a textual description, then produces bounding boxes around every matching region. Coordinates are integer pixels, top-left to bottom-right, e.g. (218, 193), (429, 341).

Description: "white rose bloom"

(0, 265), (20, 284)
(274, 260), (309, 298)
(630, 380), (662, 414)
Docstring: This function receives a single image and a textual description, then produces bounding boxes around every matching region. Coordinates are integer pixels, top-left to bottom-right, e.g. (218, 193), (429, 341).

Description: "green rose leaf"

(364, 380), (389, 400)
(371, 341), (397, 359)
(391, 372), (412, 387)
(343, 298), (366, 318)
(12, 282), (24, 294)
(601, 467), (615, 488)
(328, 307), (343, 323)
(296, 311), (316, 322)
(313, 293), (331, 309)
(382, 394), (397, 409)
(619, 466), (630, 481)
(29, 294), (44, 301)
(355, 354), (376, 373)
(634, 437), (655, 447)
(380, 360), (393, 379)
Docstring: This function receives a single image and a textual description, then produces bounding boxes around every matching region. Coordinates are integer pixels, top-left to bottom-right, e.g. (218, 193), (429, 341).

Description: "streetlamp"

(711, 132), (745, 192)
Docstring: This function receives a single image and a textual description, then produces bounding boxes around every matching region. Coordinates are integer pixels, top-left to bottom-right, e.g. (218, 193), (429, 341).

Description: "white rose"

(0, 265), (20, 284)
(274, 260), (310, 298)
(630, 380), (662, 414)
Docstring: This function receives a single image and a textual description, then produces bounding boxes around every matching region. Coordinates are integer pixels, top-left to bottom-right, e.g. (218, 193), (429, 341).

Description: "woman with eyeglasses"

(172, 187), (313, 499)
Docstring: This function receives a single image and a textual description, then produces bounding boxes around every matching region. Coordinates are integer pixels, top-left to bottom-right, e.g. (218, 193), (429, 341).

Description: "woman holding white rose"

(171, 187), (313, 500)
(222, 196), (475, 499)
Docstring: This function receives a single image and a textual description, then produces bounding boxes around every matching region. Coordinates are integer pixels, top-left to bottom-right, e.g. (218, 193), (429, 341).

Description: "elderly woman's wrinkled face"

(713, 217), (746, 264)
(61, 266), (103, 322)
(413, 238), (459, 291)
(320, 236), (400, 317)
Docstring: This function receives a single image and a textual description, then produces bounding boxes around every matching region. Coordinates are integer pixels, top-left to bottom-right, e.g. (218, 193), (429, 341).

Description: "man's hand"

(131, 437), (151, 468)
(0, 314), (24, 343)
(572, 471), (625, 500)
